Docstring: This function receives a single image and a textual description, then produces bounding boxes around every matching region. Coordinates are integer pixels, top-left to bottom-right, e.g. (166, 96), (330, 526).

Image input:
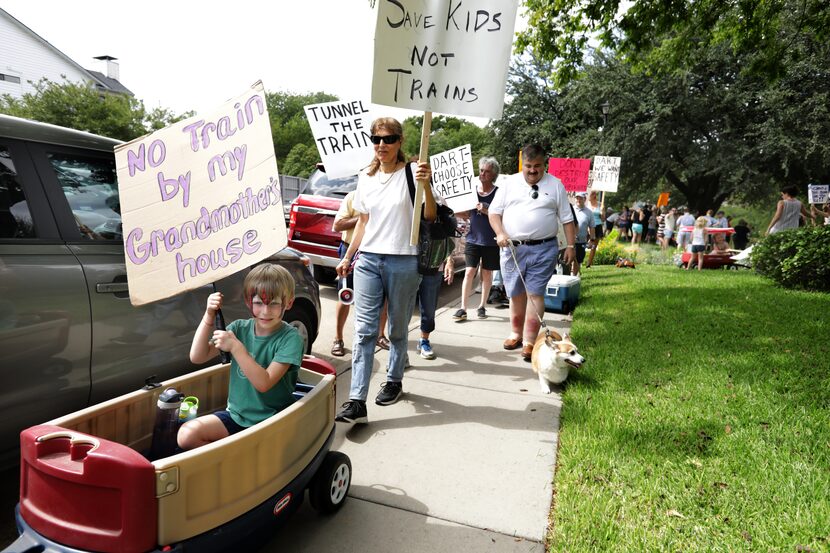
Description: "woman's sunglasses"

(370, 134), (401, 145)
(530, 184), (539, 199)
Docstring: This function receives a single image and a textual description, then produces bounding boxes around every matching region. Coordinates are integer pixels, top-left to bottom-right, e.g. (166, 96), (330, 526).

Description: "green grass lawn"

(550, 265), (829, 552)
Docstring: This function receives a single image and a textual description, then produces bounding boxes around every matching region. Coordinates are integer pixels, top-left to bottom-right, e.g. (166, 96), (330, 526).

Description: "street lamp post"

(601, 101), (610, 131)
(598, 100), (611, 224)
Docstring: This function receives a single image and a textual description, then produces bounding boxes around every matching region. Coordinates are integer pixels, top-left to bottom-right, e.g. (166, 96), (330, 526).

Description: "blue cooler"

(544, 275), (581, 313)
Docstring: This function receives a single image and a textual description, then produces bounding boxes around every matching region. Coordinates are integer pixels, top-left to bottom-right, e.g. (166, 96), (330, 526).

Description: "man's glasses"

(370, 134), (400, 145)
(530, 184), (539, 199)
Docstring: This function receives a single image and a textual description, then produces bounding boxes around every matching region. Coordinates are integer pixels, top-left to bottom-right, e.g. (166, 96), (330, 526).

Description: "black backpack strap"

(405, 162), (416, 205)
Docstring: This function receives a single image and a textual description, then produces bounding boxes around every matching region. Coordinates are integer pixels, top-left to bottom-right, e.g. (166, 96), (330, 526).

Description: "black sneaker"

(375, 381), (403, 405)
(335, 400), (367, 424)
(477, 307), (487, 319)
(453, 309), (467, 321)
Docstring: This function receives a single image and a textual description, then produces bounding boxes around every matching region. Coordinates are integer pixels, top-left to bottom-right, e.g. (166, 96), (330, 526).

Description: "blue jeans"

(416, 272), (443, 334)
(350, 253), (421, 401)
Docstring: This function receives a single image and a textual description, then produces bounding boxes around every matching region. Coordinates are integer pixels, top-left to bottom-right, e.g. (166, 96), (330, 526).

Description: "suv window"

(47, 152), (122, 240)
(0, 146), (35, 239)
(308, 169), (358, 199)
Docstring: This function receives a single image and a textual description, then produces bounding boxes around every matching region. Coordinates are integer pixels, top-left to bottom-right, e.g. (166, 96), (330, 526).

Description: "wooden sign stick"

(410, 111), (433, 246)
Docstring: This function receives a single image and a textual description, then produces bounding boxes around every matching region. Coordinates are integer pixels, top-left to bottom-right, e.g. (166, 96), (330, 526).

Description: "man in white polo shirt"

(489, 144), (576, 362)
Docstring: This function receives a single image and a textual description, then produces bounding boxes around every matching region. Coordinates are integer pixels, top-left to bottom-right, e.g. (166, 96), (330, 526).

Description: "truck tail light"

(289, 205), (297, 227)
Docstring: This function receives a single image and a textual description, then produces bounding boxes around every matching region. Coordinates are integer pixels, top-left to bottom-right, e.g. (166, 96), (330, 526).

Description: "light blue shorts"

(632, 223), (644, 234)
(499, 242), (559, 297)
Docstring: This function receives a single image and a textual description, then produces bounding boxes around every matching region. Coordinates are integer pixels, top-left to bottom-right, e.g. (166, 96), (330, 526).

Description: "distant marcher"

(714, 210), (729, 228)
(704, 209), (716, 227)
(647, 210), (658, 243)
(585, 190), (604, 268)
(631, 207), (644, 245)
(617, 206), (630, 240)
(489, 144), (575, 362)
(686, 216), (708, 271)
(453, 156), (501, 321)
(605, 208), (618, 234)
(676, 208), (696, 250)
(766, 185), (810, 235)
(572, 192), (596, 276)
(732, 220), (751, 250)
(662, 207), (677, 250)
(810, 203), (830, 225)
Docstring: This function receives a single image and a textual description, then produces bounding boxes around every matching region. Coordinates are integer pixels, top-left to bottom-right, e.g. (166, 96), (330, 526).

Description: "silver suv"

(0, 115), (320, 467)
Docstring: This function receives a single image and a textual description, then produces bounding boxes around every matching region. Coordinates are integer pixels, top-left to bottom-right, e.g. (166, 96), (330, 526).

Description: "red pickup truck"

(287, 170), (356, 282)
(287, 169), (466, 283)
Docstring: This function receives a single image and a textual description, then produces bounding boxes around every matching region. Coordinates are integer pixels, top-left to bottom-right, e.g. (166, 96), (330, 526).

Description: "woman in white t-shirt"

(334, 117), (436, 424)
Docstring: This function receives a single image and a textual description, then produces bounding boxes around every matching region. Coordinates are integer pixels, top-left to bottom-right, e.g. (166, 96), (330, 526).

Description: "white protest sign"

(115, 82), (286, 306)
(588, 156), (621, 192)
(304, 99), (375, 178)
(430, 144), (476, 212)
(372, 0), (519, 119)
(808, 184), (829, 204)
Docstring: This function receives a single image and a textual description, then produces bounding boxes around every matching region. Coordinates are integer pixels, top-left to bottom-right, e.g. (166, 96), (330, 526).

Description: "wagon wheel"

(309, 451), (351, 514)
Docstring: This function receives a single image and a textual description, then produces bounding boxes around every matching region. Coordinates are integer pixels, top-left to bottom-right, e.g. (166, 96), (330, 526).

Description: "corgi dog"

(530, 330), (585, 393)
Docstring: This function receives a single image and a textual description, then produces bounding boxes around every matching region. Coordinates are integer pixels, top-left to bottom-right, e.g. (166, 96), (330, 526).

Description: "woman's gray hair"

(478, 156), (501, 178)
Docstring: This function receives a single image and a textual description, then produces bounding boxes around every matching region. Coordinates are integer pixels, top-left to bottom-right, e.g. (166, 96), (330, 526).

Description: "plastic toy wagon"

(678, 227), (746, 270)
(5, 356), (350, 553)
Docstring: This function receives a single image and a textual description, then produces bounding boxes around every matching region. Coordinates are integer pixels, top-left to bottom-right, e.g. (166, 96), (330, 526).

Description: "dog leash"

(505, 240), (551, 339)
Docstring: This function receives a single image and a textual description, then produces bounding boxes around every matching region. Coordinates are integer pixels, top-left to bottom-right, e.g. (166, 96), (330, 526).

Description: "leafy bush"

(593, 229), (628, 265)
(752, 225), (830, 292)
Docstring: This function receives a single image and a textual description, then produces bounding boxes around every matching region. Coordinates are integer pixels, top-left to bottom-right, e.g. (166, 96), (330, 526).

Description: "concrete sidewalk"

(270, 296), (571, 553)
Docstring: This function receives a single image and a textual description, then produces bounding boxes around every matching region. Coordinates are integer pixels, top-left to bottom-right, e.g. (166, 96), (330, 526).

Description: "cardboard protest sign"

(304, 99), (375, 178)
(548, 158), (591, 192)
(115, 82), (286, 306)
(589, 155), (621, 192)
(808, 184), (829, 204)
(372, 0), (518, 119)
(430, 144), (476, 212)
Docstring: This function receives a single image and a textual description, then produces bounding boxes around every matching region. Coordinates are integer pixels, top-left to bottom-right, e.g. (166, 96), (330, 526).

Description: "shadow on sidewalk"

(342, 392), (559, 445)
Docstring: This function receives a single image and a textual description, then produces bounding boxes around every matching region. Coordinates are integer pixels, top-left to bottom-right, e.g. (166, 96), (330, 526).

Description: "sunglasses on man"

(370, 134), (401, 145)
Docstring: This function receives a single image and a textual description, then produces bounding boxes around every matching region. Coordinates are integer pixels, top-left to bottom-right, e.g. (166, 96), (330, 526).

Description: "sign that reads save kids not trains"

(115, 82), (286, 306)
(304, 99), (376, 179)
(372, 0), (519, 119)
(430, 144), (476, 212)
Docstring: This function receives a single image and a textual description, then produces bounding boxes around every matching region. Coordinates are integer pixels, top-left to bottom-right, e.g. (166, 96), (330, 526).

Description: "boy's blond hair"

(243, 264), (295, 307)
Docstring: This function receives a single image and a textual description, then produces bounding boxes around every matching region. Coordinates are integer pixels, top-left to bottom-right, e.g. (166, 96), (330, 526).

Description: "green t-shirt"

(225, 319), (304, 427)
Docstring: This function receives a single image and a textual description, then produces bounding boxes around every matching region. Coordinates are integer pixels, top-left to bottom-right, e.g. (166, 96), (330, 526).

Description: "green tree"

(281, 143), (320, 178)
(517, 0), (830, 86)
(491, 43), (830, 213)
(400, 115), (495, 169)
(265, 91), (337, 171)
(0, 79), (189, 140)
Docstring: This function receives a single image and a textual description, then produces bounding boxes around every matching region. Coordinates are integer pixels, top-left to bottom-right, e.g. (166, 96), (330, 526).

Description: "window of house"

(0, 74), (21, 84)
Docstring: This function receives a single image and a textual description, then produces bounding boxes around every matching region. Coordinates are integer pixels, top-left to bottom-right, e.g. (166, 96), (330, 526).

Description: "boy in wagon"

(178, 264), (304, 449)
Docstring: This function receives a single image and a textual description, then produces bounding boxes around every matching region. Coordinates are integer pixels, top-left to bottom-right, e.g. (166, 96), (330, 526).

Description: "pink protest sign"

(548, 158), (591, 192)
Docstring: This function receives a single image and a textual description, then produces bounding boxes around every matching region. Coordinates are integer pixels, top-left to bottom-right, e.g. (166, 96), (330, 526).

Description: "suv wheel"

(313, 266), (337, 284)
(284, 304), (316, 354)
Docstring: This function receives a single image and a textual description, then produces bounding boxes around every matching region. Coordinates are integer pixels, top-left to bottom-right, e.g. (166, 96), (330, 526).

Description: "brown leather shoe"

(503, 337), (521, 350)
(521, 344), (533, 362)
(331, 339), (346, 357)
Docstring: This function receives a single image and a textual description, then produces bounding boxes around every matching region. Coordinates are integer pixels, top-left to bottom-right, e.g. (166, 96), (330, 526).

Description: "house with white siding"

(0, 7), (132, 100)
